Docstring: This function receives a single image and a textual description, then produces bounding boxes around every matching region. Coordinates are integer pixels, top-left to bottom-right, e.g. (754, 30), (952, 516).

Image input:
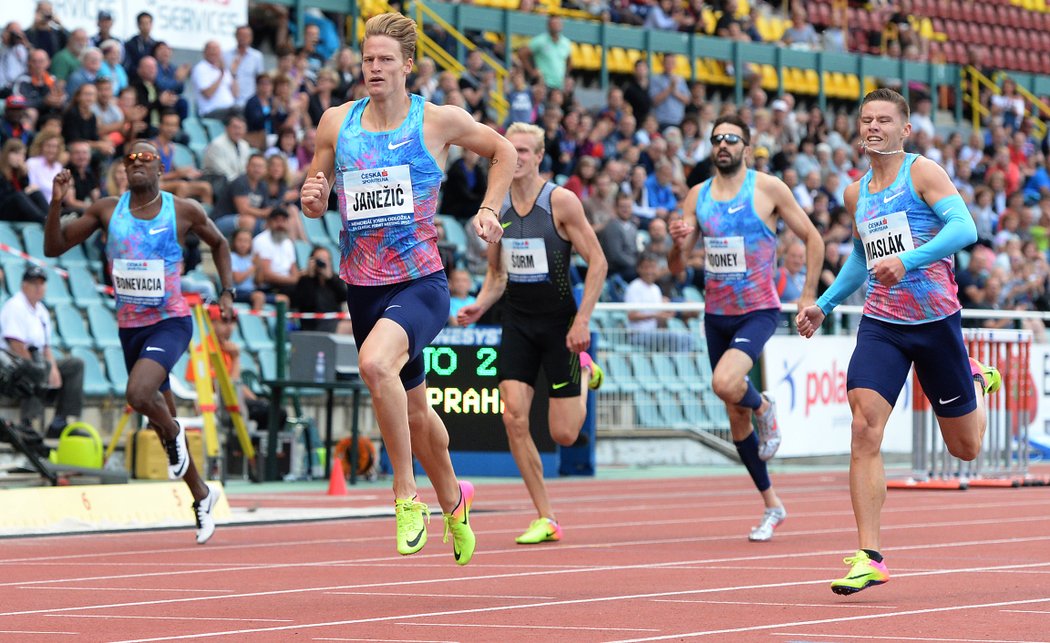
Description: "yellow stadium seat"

(782, 67), (802, 94)
(584, 44), (601, 71)
(702, 8), (717, 34)
(761, 65), (779, 91)
(675, 56), (693, 79)
(864, 78), (878, 95)
(823, 72), (838, 99)
(802, 69), (819, 95)
(707, 58), (734, 86)
(844, 74), (861, 100)
(608, 47), (630, 74)
(694, 57), (713, 83)
(755, 15), (773, 42)
(736, 0), (750, 17)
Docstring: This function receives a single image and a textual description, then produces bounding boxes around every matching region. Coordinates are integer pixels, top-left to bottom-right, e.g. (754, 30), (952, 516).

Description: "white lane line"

(325, 592), (555, 600)
(609, 597), (1050, 642)
(0, 630), (77, 635)
(21, 587), (235, 593)
(313, 637), (456, 642)
(99, 562), (1050, 643)
(48, 614), (292, 622)
(651, 599), (899, 609)
(397, 622), (660, 632)
(770, 633), (1050, 643)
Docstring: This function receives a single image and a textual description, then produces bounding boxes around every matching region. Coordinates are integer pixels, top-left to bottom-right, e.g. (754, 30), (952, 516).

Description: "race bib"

(503, 237), (549, 283)
(342, 164), (414, 232)
(859, 211), (915, 269)
(112, 259), (165, 306)
(704, 236), (747, 279)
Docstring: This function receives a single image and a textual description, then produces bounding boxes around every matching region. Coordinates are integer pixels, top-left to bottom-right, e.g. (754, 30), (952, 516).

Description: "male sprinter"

(457, 122), (608, 544)
(797, 88), (1000, 594)
(669, 114), (823, 541)
(300, 13), (515, 565)
(45, 142), (235, 544)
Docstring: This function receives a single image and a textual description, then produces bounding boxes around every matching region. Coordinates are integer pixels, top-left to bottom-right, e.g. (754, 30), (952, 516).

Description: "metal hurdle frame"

(890, 328), (1034, 490)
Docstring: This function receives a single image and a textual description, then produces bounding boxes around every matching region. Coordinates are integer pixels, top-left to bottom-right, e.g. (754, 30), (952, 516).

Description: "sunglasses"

(124, 152), (158, 164)
(710, 133), (745, 146)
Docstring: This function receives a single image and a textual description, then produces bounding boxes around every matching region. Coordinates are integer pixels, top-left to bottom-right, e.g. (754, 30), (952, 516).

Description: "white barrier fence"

(592, 303), (1050, 459)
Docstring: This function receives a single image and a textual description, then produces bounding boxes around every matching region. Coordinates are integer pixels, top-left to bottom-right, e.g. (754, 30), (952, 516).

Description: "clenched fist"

(301, 172), (330, 218)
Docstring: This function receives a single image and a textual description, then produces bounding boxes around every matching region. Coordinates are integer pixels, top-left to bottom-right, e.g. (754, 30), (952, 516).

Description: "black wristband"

(220, 287), (236, 298)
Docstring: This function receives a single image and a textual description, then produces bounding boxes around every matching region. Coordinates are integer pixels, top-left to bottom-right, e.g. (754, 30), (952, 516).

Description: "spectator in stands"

(265, 126), (303, 179)
(623, 59), (652, 128)
(446, 269), (476, 327)
(132, 56), (180, 132)
(97, 40), (128, 95)
(440, 149), (487, 221)
(25, 2), (67, 58)
(152, 42), (190, 117)
(0, 22), (31, 89)
(272, 73), (308, 134)
(713, 0), (740, 36)
(116, 86), (150, 145)
(215, 153), (270, 236)
(103, 153), (127, 196)
(0, 139), (47, 223)
(600, 190), (640, 282)
(644, 159), (680, 222)
(228, 228), (258, 303)
(123, 12), (155, 77)
(291, 245), (350, 334)
(92, 78), (124, 147)
(261, 153), (304, 239)
(993, 78), (1026, 132)
(192, 41), (237, 120)
(624, 252), (681, 347)
(90, 11), (114, 49)
(13, 48), (65, 114)
(645, 0), (684, 31)
(0, 264), (84, 439)
(65, 47), (102, 98)
(1, 95), (33, 146)
(202, 115), (252, 184)
(519, 15), (572, 91)
(583, 169), (617, 233)
(244, 74), (276, 150)
(62, 84), (114, 157)
(774, 240), (807, 304)
(226, 25), (265, 110)
(330, 46), (359, 100)
(296, 127), (316, 172)
(252, 206), (299, 303)
(409, 57), (438, 103)
(62, 140), (99, 214)
(649, 53), (689, 132)
(564, 155), (599, 201)
(782, 7), (819, 49)
(26, 131), (62, 202)
(153, 110), (212, 204)
(308, 69), (341, 127)
(50, 28), (86, 82)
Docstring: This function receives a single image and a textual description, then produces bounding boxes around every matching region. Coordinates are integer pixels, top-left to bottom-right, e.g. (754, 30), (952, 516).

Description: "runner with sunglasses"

(44, 141), (235, 545)
(668, 114), (824, 542)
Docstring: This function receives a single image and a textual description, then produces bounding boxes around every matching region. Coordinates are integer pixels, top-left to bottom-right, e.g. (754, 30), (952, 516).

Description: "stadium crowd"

(0, 0), (1048, 344)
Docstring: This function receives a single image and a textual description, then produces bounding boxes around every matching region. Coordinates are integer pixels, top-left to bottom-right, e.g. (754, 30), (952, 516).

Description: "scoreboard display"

(424, 326), (555, 456)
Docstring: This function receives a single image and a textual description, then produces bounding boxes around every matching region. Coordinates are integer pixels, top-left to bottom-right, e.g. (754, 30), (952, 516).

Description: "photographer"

(290, 246), (350, 334)
(0, 264), (83, 438)
(0, 22), (30, 91)
(25, 1), (67, 58)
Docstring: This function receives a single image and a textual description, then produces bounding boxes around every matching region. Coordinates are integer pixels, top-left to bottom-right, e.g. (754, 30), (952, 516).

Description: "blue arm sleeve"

(816, 237), (868, 316)
(897, 194), (977, 272)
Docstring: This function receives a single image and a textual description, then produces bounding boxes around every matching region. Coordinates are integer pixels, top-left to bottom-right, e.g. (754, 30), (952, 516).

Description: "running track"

(2, 469), (1050, 642)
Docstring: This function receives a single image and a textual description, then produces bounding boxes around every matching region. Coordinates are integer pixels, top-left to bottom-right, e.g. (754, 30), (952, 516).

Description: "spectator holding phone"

(290, 245), (350, 335)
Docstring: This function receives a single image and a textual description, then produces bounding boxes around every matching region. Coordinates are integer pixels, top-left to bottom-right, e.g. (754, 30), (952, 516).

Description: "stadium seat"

(0, 222), (22, 253)
(69, 269), (104, 309)
(294, 239), (313, 269)
(55, 307), (94, 349)
(302, 216), (330, 246)
(21, 225), (44, 258)
(323, 210), (343, 243)
(71, 347), (112, 397)
(239, 313), (275, 353)
(438, 215), (468, 254)
(199, 118), (225, 140)
(628, 353), (663, 393)
(172, 142), (198, 170)
(657, 390), (689, 428)
(103, 346), (128, 395)
(182, 118), (210, 158)
(55, 242), (89, 269)
(602, 352), (638, 394)
(651, 353), (688, 392)
(43, 267), (73, 307)
(87, 306), (121, 349)
(634, 390), (663, 428)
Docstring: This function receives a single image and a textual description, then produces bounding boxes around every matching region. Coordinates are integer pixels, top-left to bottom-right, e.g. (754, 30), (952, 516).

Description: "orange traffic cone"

(326, 457), (348, 496)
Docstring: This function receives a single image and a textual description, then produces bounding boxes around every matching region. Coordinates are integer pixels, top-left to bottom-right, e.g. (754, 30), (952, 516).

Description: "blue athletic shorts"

(703, 308), (780, 369)
(119, 316), (194, 393)
(847, 311), (976, 417)
(345, 270), (450, 390)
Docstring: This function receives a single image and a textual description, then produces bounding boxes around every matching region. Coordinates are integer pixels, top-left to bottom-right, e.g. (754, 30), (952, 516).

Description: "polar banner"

(2, 0), (245, 52)
(762, 336), (913, 457)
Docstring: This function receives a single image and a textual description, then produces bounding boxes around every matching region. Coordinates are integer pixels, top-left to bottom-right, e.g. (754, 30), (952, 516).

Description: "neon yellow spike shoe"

(515, 517), (562, 544)
(394, 497), (430, 555)
(580, 351), (604, 390)
(830, 551), (890, 596)
(442, 481), (476, 565)
(970, 357), (1001, 396)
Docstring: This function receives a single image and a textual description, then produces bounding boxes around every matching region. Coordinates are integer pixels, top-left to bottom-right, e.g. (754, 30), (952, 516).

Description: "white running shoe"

(755, 392), (781, 461)
(194, 484), (220, 545)
(749, 506), (787, 542)
(164, 422), (189, 479)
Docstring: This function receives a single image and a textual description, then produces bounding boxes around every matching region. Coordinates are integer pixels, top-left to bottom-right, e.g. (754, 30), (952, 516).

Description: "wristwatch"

(220, 287), (236, 299)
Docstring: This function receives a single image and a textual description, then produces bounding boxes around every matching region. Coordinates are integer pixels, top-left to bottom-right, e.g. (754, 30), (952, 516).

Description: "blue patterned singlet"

(334, 94), (444, 286)
(105, 191), (190, 328)
(855, 153), (960, 323)
(695, 170), (780, 315)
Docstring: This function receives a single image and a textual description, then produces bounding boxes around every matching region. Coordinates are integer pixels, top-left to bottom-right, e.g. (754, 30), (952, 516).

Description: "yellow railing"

(412, 0), (509, 123)
(967, 65), (1049, 139)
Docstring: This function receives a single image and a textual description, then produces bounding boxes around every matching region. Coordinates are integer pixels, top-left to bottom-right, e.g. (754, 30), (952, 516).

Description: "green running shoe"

(515, 517), (562, 544)
(443, 481), (476, 565)
(831, 550), (890, 596)
(394, 496), (430, 555)
(970, 357), (1001, 396)
(580, 351), (603, 390)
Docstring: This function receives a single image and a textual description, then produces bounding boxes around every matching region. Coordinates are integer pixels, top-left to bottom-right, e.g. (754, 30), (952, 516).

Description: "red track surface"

(3, 469), (1050, 642)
